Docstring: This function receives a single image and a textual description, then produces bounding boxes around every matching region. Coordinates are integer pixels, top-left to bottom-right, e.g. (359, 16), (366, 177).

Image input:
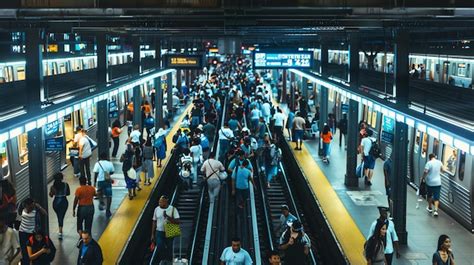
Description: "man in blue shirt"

(77, 230), (103, 265)
(220, 237), (253, 265)
(228, 151), (253, 175)
(231, 160), (255, 209)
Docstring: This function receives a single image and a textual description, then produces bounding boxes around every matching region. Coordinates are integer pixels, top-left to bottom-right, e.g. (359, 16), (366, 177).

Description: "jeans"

(266, 165), (278, 183)
(53, 197), (68, 227)
(192, 161), (199, 183)
(155, 231), (174, 262)
(207, 177), (221, 202)
(19, 231), (33, 265)
(236, 188), (249, 207)
(77, 205), (94, 233)
(323, 142), (331, 157)
(80, 157), (92, 185)
(112, 136), (120, 157)
(73, 156), (81, 175)
(218, 139), (229, 162)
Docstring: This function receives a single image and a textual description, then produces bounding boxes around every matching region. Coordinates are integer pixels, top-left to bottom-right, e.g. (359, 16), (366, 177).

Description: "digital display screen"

(164, 55), (203, 68)
(253, 51), (313, 69)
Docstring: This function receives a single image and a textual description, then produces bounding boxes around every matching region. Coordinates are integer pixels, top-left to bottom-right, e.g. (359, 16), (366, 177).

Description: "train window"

(442, 145), (457, 176)
(414, 131), (420, 154)
(432, 138), (440, 157)
(458, 151), (466, 181)
(367, 110), (372, 125)
(0, 142), (10, 179)
(17, 67), (25, 81)
(18, 133), (29, 165)
(371, 112), (377, 128)
(421, 133), (428, 158)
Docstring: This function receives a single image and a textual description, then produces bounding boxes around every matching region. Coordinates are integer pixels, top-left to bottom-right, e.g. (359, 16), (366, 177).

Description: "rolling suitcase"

(172, 235), (188, 265)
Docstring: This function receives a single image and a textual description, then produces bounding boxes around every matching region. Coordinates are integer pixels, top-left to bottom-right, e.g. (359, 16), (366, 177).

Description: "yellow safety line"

(98, 105), (192, 265)
(274, 99), (366, 264)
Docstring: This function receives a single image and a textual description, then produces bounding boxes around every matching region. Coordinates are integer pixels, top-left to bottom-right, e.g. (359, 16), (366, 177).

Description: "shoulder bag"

(164, 207), (181, 238)
(98, 161), (112, 183)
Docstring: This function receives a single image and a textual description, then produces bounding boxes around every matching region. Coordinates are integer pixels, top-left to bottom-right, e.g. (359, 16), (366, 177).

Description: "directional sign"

(164, 55), (203, 68)
(253, 51), (313, 69)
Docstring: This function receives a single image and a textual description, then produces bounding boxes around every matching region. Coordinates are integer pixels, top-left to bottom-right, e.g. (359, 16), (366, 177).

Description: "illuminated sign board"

(253, 51), (313, 69)
(164, 55), (203, 69)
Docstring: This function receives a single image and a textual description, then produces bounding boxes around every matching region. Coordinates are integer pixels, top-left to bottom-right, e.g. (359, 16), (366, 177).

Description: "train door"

(8, 135), (31, 203)
(407, 127), (415, 182)
(413, 130), (429, 185)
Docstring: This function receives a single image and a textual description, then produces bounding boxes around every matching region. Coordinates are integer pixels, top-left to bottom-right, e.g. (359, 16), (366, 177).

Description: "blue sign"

(109, 101), (118, 118)
(382, 116), (395, 133)
(381, 131), (394, 144)
(342, 104), (349, 114)
(45, 137), (64, 152)
(44, 121), (60, 138)
(253, 51), (313, 69)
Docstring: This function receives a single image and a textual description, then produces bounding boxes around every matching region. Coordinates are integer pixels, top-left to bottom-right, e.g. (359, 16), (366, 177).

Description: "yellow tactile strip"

(98, 105), (192, 265)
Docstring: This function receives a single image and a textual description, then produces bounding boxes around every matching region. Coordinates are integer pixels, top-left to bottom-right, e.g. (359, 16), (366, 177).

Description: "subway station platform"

(289, 127), (474, 264)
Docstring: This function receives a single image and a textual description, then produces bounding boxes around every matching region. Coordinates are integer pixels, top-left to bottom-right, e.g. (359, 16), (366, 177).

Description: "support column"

(393, 30), (409, 107)
(97, 100), (109, 159)
(348, 33), (360, 88)
(344, 99), (359, 187)
(281, 70), (287, 103)
(302, 78), (308, 100)
(167, 72), (173, 114)
(290, 72), (295, 111)
(25, 29), (44, 112)
(96, 34), (108, 85)
(392, 121), (408, 244)
(155, 38), (161, 68)
(27, 128), (48, 234)
(133, 85), (142, 128)
(320, 42), (329, 76)
(155, 77), (164, 129)
(176, 69), (182, 91)
(132, 37), (141, 74)
(318, 85), (328, 156)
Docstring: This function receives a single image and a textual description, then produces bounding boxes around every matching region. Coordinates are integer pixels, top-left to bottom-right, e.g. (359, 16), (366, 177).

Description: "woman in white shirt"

(189, 138), (203, 184)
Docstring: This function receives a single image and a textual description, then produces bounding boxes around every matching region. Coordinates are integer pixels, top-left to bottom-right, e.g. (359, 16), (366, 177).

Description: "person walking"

(72, 126), (83, 177)
(220, 237), (253, 265)
(320, 124), (333, 163)
(79, 129), (96, 186)
(201, 152), (226, 203)
(422, 153), (445, 217)
(153, 128), (168, 168)
(111, 119), (122, 158)
(368, 206), (400, 265)
(278, 205), (297, 237)
(73, 177), (96, 237)
(433, 235), (455, 265)
(142, 139), (155, 186)
(264, 139), (281, 188)
(338, 114), (348, 149)
(93, 153), (115, 218)
(361, 130), (376, 186)
(364, 219), (387, 265)
(218, 123), (234, 162)
(231, 159), (255, 209)
(18, 198), (47, 265)
(0, 218), (20, 265)
(278, 220), (311, 265)
(49, 173), (70, 240)
(121, 139), (137, 200)
(151, 195), (180, 264)
(26, 230), (56, 265)
(272, 107), (286, 143)
(77, 230), (103, 265)
(292, 112), (306, 150)
(190, 138), (203, 185)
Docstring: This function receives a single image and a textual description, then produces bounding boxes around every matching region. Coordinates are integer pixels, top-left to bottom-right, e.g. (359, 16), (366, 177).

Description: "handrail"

(188, 187), (207, 262)
(248, 183), (262, 265)
(255, 155), (275, 252)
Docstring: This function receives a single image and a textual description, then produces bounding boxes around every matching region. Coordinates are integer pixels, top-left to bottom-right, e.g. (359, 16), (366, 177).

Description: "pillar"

(132, 37), (141, 74)
(281, 70), (287, 103)
(176, 69), (182, 91)
(155, 38), (161, 68)
(392, 121), (408, 244)
(393, 30), (409, 107)
(344, 99), (359, 187)
(290, 72), (295, 111)
(133, 85), (142, 127)
(27, 128), (48, 234)
(318, 85), (328, 156)
(97, 100), (109, 159)
(348, 33), (360, 88)
(96, 34), (108, 85)
(302, 78), (309, 100)
(320, 42), (329, 76)
(167, 72), (173, 113)
(155, 77), (164, 129)
(25, 29), (44, 112)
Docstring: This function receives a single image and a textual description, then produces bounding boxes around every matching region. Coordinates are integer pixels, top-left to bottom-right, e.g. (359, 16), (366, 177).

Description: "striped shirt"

(19, 209), (36, 233)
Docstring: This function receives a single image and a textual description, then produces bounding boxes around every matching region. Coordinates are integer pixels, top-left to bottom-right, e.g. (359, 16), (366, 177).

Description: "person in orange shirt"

(320, 124), (333, 164)
(73, 177), (96, 237)
(142, 100), (152, 115)
(111, 119), (122, 158)
(127, 101), (134, 121)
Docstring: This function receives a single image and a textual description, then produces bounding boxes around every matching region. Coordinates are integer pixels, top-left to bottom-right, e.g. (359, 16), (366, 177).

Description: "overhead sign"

(45, 137), (64, 152)
(164, 55), (203, 69)
(44, 120), (60, 138)
(253, 51), (313, 69)
(382, 116), (395, 133)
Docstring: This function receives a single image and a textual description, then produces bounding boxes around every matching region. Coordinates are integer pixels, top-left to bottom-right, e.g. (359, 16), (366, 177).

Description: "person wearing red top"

(320, 124), (333, 164)
(73, 177), (96, 237)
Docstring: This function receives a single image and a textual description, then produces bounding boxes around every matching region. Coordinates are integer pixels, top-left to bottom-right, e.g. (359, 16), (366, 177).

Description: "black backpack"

(369, 140), (382, 159)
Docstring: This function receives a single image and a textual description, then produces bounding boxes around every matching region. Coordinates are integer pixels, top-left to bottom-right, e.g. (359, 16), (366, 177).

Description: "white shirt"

(130, 130), (141, 143)
(219, 128), (234, 140)
(152, 205), (180, 232)
(273, 112), (286, 127)
(424, 159), (443, 186)
(19, 209), (36, 233)
(220, 247), (253, 265)
(201, 159), (225, 179)
(368, 219), (399, 254)
(79, 135), (94, 158)
(361, 137), (373, 156)
(73, 133), (82, 144)
(190, 145), (203, 163)
(93, 160), (115, 182)
(261, 102), (271, 117)
(0, 228), (19, 264)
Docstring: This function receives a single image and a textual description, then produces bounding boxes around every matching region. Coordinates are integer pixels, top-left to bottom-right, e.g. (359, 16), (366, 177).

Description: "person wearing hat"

(367, 206), (400, 264)
(279, 219), (311, 264)
(278, 205), (297, 236)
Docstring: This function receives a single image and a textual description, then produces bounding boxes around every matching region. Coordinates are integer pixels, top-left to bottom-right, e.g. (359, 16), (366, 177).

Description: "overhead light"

(57, 109), (66, 118)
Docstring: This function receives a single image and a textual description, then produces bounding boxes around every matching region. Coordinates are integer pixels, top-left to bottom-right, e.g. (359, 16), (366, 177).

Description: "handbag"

(164, 207), (181, 238)
(127, 168), (137, 180)
(418, 178), (427, 197)
(98, 161), (112, 183)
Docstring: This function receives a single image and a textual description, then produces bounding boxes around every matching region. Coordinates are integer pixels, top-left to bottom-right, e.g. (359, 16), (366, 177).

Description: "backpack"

(369, 140), (382, 159)
(28, 235), (56, 262)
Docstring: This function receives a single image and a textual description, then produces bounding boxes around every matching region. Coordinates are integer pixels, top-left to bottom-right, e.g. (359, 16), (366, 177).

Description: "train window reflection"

(0, 142), (9, 179)
(18, 133), (29, 165)
(421, 133), (428, 158)
(458, 151), (466, 181)
(414, 131), (420, 154)
(432, 138), (440, 157)
(442, 145), (457, 176)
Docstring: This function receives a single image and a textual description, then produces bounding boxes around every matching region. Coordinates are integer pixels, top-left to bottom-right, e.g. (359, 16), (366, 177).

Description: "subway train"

(0, 50), (155, 83)
(310, 49), (474, 89)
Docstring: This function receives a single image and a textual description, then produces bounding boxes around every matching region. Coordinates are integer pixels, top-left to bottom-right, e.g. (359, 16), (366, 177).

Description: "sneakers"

(433, 210), (439, 217)
(426, 207), (433, 213)
(106, 211), (112, 218)
(58, 233), (63, 240)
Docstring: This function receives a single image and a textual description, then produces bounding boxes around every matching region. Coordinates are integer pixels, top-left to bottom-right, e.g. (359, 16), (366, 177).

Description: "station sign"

(253, 51), (313, 69)
(45, 137), (64, 152)
(164, 55), (204, 69)
(381, 116), (395, 144)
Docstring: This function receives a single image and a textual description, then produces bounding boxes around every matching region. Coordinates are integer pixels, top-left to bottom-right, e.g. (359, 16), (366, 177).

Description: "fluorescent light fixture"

(81, 101), (87, 109)
(37, 117), (47, 128)
(374, 104), (381, 112)
(396, 114), (404, 122)
(427, 127), (439, 138)
(57, 109), (65, 118)
(440, 132), (453, 146)
(25, 121), (37, 132)
(388, 111), (396, 119)
(453, 139), (469, 153)
(9, 127), (24, 138)
(417, 123), (427, 132)
(405, 117), (415, 127)
(0, 132), (8, 143)
(47, 113), (57, 123)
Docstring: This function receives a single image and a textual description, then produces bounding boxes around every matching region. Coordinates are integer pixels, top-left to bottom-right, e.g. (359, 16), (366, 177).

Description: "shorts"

(294, 130), (304, 141)
(363, 155), (375, 170)
(427, 185), (441, 201)
(97, 181), (113, 197)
